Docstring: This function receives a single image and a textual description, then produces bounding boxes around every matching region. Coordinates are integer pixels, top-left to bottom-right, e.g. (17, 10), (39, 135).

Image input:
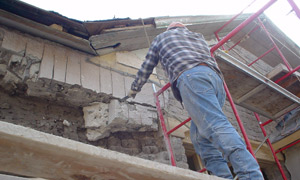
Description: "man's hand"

(128, 89), (139, 99)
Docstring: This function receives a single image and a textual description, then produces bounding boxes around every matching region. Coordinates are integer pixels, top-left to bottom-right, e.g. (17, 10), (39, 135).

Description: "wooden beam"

(0, 121), (222, 180)
(273, 103), (299, 119)
(0, 9), (96, 55)
(278, 76), (298, 89)
(272, 130), (300, 150)
(236, 84), (266, 103)
(250, 140), (284, 162)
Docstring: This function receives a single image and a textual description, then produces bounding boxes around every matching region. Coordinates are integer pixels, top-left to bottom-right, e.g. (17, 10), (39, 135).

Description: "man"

(128, 22), (263, 179)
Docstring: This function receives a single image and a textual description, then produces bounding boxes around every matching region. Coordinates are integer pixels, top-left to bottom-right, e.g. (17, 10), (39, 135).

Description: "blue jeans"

(176, 65), (263, 180)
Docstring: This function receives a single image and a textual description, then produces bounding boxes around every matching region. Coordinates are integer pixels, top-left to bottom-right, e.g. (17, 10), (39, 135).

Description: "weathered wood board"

(0, 121), (224, 180)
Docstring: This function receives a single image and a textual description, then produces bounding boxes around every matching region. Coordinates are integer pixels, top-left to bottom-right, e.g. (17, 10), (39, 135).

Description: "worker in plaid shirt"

(129, 22), (263, 180)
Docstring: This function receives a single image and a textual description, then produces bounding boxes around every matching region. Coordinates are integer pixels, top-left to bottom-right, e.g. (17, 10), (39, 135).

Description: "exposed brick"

(121, 139), (139, 148)
(107, 136), (121, 147)
(142, 146), (159, 154)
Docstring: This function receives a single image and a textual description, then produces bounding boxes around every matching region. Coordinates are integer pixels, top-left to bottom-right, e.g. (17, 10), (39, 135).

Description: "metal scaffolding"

(152, 0), (300, 179)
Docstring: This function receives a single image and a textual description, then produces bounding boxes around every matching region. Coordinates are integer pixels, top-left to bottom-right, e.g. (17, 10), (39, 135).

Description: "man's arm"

(130, 40), (160, 96)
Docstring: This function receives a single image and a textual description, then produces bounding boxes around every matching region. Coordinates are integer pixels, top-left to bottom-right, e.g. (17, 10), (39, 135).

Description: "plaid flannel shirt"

(131, 27), (221, 95)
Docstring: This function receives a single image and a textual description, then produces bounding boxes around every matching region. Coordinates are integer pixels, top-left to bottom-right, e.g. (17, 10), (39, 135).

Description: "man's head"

(167, 22), (185, 31)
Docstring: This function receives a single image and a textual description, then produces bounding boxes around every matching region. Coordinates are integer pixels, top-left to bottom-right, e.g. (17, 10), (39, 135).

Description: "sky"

(20, 0), (300, 46)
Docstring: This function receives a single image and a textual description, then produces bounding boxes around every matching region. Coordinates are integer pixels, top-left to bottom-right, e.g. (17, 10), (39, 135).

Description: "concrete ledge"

(0, 121), (223, 180)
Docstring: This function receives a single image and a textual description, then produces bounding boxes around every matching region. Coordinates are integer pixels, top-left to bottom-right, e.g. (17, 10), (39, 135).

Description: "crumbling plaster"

(0, 25), (188, 169)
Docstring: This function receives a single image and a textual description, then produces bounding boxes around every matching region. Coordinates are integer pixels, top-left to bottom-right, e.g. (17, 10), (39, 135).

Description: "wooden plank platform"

(0, 121), (224, 180)
(215, 50), (300, 120)
(266, 63), (300, 98)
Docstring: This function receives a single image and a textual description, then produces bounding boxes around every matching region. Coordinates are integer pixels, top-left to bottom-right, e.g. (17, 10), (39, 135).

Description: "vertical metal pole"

(254, 113), (287, 180)
(152, 84), (176, 166)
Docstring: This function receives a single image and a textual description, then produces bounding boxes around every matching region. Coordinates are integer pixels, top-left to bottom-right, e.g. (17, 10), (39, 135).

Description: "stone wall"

(0, 25), (188, 169)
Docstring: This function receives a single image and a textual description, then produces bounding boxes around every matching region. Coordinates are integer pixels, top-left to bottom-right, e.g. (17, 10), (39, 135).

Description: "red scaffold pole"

(287, 0), (300, 19)
(248, 47), (275, 67)
(211, 0), (277, 53)
(257, 18), (292, 71)
(254, 113), (287, 180)
(275, 65), (300, 83)
(275, 139), (300, 154)
(167, 117), (191, 135)
(153, 84), (176, 166)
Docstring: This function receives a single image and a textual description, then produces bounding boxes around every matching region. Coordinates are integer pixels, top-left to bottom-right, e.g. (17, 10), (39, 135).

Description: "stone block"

(65, 50), (81, 85)
(124, 75), (134, 97)
(53, 46), (67, 82)
(176, 162), (189, 169)
(81, 55), (100, 93)
(132, 82), (156, 106)
(142, 146), (159, 154)
(83, 102), (109, 128)
(122, 147), (141, 155)
(107, 136), (121, 147)
(86, 129), (110, 141)
(128, 104), (158, 131)
(85, 100), (158, 141)
(138, 154), (156, 161)
(111, 71), (125, 98)
(156, 151), (170, 161)
(26, 38), (44, 60)
(140, 138), (156, 146)
(100, 67), (112, 95)
(39, 43), (55, 79)
(2, 29), (27, 55)
(108, 99), (129, 125)
(116, 51), (143, 69)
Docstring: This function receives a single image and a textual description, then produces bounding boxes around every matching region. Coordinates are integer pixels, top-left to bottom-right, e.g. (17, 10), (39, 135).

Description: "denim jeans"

(176, 65), (263, 180)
